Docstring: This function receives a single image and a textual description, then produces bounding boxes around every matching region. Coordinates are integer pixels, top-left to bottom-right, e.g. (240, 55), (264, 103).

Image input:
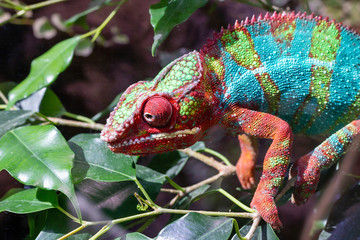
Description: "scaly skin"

(101, 12), (360, 230)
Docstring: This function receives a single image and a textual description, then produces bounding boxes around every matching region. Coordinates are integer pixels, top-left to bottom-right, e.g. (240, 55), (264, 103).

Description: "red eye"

(143, 97), (173, 127)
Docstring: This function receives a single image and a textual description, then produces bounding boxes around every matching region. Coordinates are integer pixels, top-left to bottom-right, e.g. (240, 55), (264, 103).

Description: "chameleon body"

(101, 12), (360, 230)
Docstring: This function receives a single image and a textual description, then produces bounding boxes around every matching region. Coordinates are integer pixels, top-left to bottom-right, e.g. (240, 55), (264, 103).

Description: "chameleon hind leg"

(291, 120), (360, 205)
(236, 134), (258, 189)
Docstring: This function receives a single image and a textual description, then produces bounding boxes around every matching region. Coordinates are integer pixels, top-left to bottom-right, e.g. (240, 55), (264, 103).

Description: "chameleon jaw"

(107, 127), (201, 153)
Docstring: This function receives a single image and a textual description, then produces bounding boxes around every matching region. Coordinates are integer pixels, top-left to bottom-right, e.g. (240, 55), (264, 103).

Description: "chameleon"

(101, 11), (360, 230)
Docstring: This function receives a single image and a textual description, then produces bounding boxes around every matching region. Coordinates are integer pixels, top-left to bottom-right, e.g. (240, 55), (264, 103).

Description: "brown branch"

(46, 117), (104, 130)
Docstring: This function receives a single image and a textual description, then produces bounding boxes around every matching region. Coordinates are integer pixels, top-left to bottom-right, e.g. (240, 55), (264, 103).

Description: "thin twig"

(0, 90), (8, 104)
(46, 117), (104, 130)
(275, 177), (296, 202)
(245, 215), (261, 240)
(160, 188), (183, 194)
(180, 148), (228, 171)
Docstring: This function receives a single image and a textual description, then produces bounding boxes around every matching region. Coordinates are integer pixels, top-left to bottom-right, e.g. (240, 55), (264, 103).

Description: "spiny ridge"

(200, 11), (359, 55)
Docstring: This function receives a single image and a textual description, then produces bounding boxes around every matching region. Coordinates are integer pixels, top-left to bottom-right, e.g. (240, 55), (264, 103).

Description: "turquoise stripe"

(219, 41), (266, 110)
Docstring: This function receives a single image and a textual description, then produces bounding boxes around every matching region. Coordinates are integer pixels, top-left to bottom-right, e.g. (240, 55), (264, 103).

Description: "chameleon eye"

(143, 97), (173, 127)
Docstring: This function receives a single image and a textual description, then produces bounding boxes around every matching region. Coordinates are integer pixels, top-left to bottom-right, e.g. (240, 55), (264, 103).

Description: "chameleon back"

(201, 12), (360, 135)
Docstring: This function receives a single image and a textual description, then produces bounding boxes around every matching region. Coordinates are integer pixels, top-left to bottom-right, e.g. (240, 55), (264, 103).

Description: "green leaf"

(75, 165), (165, 219)
(232, 222), (279, 240)
(0, 188), (58, 214)
(75, 38), (94, 57)
(0, 110), (34, 137)
(156, 213), (233, 239)
(28, 211), (48, 239)
(18, 88), (66, 117)
(7, 37), (81, 108)
(64, 6), (97, 30)
(36, 208), (92, 240)
(149, 0), (208, 55)
(39, 88), (66, 117)
(0, 125), (81, 219)
(125, 232), (152, 240)
(64, 0), (113, 29)
(69, 133), (137, 183)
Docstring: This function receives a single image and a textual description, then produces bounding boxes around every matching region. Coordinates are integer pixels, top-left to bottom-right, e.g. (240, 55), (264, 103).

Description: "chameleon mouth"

(108, 127), (200, 149)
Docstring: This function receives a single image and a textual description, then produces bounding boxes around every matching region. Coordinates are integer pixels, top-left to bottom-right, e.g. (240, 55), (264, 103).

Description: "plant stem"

(80, 0), (127, 41)
(218, 188), (255, 213)
(64, 111), (95, 124)
(25, 0), (67, 10)
(47, 117), (104, 130)
(233, 219), (246, 240)
(156, 207), (255, 218)
(58, 224), (87, 240)
(134, 179), (159, 208)
(200, 148), (233, 166)
(112, 210), (161, 224)
(245, 215), (261, 240)
(165, 176), (185, 191)
(180, 148), (226, 171)
(56, 206), (80, 223)
(90, 223), (113, 240)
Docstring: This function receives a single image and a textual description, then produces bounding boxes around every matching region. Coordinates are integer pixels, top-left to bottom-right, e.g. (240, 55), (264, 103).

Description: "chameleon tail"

(291, 120), (360, 205)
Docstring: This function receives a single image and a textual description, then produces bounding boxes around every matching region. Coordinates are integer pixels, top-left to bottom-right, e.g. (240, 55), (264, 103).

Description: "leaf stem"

(180, 148), (226, 172)
(64, 111), (95, 124)
(218, 188), (255, 213)
(165, 176), (185, 192)
(25, 0), (67, 11)
(233, 219), (247, 240)
(89, 223), (113, 240)
(56, 206), (80, 223)
(80, 0), (127, 41)
(57, 224), (87, 240)
(134, 178), (159, 208)
(0, 90), (9, 104)
(199, 148), (233, 166)
(46, 116), (104, 130)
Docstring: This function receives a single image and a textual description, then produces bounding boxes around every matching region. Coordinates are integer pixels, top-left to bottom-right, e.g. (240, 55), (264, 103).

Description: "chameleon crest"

(101, 52), (216, 154)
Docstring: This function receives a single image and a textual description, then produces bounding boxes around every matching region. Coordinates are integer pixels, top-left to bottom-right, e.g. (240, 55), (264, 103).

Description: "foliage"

(0, 0), (358, 240)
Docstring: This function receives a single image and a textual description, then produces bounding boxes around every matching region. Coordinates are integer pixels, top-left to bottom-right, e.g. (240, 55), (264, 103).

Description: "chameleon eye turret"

(143, 97), (173, 127)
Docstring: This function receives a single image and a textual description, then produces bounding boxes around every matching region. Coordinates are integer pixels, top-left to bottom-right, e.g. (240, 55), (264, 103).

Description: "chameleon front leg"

(291, 120), (360, 205)
(237, 134), (258, 189)
(222, 107), (293, 230)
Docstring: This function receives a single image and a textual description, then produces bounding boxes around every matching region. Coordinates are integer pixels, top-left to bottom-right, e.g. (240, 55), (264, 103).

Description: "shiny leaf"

(0, 188), (58, 214)
(0, 110), (34, 137)
(125, 232), (152, 240)
(0, 125), (80, 219)
(36, 208), (91, 240)
(156, 213), (233, 239)
(149, 0), (208, 55)
(39, 88), (66, 117)
(17, 88), (66, 117)
(7, 37), (80, 108)
(69, 133), (137, 183)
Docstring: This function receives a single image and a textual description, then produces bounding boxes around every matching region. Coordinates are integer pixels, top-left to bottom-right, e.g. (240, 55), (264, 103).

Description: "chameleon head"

(101, 51), (216, 155)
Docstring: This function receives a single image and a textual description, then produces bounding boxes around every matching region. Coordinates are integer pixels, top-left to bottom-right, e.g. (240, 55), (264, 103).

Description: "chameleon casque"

(101, 11), (360, 230)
